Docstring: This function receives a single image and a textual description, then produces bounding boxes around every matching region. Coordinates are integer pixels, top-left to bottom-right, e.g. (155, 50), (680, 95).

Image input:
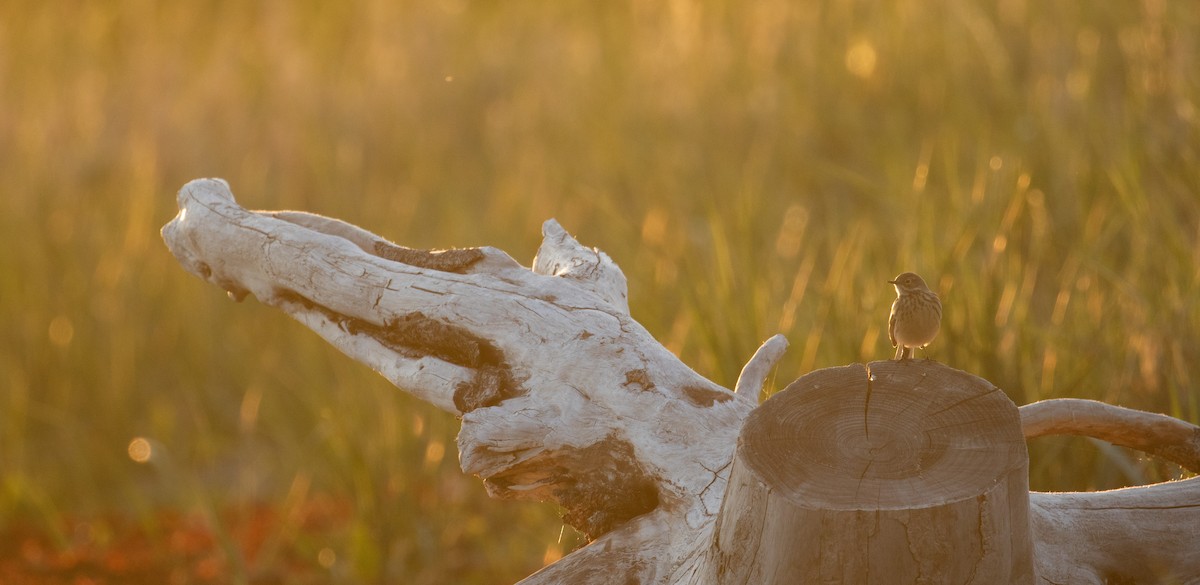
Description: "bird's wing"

(888, 301), (897, 348)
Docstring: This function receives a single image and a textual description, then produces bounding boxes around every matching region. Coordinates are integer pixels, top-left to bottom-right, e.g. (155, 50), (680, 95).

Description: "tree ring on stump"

(742, 361), (1025, 510)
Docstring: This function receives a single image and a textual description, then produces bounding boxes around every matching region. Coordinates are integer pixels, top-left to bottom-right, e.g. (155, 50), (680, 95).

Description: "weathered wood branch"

(1031, 477), (1200, 584)
(1019, 399), (1200, 582)
(163, 178), (750, 581)
(1021, 397), (1200, 473)
(162, 179), (1200, 584)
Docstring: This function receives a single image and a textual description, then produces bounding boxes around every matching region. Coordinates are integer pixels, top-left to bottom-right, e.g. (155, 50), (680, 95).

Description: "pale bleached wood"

(163, 178), (750, 579)
(1031, 477), (1200, 584)
(732, 334), (788, 404)
(162, 179), (1200, 584)
(1021, 399), (1200, 583)
(1021, 397), (1200, 473)
(532, 218), (630, 314)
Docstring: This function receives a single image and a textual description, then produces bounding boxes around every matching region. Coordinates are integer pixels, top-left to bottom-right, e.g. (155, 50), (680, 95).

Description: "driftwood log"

(162, 179), (1200, 584)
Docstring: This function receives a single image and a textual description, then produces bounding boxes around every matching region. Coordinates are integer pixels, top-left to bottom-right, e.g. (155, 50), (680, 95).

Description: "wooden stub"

(705, 361), (1034, 584)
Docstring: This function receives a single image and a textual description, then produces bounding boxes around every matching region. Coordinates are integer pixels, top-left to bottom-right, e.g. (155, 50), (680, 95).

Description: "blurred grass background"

(1, 0), (1198, 582)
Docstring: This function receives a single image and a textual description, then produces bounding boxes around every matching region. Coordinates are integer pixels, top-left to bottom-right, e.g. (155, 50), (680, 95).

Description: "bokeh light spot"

(48, 315), (74, 348)
(425, 441), (445, 466)
(128, 437), (152, 463)
(845, 40), (877, 79)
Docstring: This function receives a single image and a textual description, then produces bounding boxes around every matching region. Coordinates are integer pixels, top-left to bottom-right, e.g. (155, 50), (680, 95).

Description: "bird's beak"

(888, 280), (897, 285)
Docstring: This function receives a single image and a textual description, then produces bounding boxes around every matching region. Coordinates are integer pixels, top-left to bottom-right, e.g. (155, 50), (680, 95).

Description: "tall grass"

(1, 0), (1197, 581)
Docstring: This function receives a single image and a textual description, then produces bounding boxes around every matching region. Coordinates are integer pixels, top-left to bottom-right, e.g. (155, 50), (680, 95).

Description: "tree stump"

(704, 361), (1034, 584)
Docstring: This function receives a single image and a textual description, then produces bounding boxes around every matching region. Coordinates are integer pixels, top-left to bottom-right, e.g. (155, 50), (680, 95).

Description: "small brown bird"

(888, 272), (942, 360)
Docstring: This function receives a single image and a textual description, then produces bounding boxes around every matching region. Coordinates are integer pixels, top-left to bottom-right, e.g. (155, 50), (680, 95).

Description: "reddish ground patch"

(0, 497), (351, 585)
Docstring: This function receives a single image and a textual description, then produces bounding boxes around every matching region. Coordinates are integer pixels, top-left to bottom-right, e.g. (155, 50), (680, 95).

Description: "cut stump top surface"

(741, 360), (1026, 510)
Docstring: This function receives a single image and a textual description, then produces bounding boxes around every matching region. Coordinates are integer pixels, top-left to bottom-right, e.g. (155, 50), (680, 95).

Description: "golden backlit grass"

(1, 0), (1198, 582)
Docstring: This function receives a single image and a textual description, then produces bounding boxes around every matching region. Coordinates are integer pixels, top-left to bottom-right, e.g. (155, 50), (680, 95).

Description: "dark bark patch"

(485, 436), (659, 540)
(373, 242), (485, 273)
(365, 312), (499, 368)
(623, 369), (654, 392)
(358, 312), (524, 413)
(453, 365), (524, 414)
(680, 384), (734, 407)
(554, 438), (659, 539)
(272, 291), (523, 413)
